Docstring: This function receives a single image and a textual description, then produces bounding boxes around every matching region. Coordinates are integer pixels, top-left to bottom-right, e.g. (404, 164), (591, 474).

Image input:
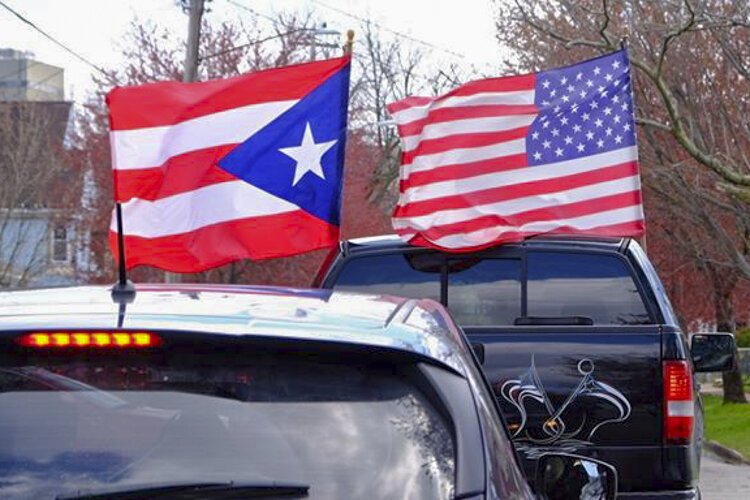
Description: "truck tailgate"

(466, 327), (663, 491)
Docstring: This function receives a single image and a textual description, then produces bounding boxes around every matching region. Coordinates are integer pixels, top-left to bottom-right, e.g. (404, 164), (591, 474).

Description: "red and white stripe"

(107, 58), (347, 271)
(387, 76), (644, 251)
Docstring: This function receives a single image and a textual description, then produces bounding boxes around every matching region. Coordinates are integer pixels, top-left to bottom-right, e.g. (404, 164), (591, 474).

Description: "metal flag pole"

(620, 35), (648, 254)
(115, 203), (128, 289)
(345, 29), (355, 55)
(337, 29), (354, 245)
(111, 202), (135, 307)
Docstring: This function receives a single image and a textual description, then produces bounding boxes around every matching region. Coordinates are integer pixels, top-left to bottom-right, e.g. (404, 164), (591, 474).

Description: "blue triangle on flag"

(218, 65), (350, 226)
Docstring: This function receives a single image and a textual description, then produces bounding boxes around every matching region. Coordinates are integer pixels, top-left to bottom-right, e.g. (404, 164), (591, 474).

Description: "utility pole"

(308, 23), (340, 62)
(167, 0), (205, 283)
(183, 0), (204, 83)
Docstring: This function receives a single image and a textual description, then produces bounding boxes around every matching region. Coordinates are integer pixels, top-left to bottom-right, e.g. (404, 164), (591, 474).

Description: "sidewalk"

(698, 378), (750, 498)
(701, 449), (750, 500)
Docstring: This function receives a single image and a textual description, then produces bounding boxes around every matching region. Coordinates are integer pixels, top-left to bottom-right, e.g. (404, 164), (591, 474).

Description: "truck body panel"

(316, 236), (701, 498)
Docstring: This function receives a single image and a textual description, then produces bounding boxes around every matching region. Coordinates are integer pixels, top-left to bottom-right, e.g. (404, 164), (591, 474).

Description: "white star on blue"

(527, 50), (637, 166)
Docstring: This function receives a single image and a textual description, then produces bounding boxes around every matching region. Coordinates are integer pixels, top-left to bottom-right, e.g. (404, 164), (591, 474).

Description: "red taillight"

(663, 360), (694, 444)
(17, 332), (160, 348)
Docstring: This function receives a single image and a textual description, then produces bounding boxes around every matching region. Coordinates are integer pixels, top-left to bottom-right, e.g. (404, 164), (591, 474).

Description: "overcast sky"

(0, 0), (501, 102)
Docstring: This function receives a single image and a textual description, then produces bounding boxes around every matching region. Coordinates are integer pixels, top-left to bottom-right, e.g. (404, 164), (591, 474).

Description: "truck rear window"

(527, 252), (650, 325)
(333, 252), (441, 302)
(447, 258), (521, 325)
(0, 351), (455, 500)
(331, 250), (651, 326)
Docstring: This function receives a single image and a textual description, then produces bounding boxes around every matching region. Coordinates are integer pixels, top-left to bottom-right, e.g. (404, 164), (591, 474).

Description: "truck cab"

(315, 235), (735, 499)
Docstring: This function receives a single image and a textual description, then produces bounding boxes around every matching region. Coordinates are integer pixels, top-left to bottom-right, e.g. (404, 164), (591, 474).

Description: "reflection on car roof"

(0, 284), (468, 376)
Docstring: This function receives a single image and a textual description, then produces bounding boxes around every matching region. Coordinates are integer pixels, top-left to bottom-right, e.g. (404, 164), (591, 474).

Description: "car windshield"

(0, 347), (455, 499)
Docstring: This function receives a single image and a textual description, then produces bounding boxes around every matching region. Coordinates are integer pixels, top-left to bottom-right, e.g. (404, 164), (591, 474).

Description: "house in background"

(0, 48), (65, 101)
(0, 48), (90, 287)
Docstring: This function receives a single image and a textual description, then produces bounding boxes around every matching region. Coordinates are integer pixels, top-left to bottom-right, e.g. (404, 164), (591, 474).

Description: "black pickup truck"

(313, 235), (735, 499)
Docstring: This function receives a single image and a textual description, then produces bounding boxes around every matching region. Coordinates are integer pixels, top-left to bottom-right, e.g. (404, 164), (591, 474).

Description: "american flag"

(387, 50), (644, 251)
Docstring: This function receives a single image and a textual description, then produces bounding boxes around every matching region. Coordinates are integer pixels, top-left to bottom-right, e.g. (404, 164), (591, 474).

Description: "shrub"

(737, 327), (750, 348)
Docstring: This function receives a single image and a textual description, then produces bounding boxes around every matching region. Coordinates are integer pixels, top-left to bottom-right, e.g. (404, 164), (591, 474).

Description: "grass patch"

(703, 394), (750, 459)
(736, 327), (750, 348)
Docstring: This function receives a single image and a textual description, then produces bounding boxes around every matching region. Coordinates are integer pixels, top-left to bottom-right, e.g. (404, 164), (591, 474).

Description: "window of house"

(51, 226), (69, 263)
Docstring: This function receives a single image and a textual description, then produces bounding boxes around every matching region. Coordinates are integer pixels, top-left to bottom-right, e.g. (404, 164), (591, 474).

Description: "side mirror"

(535, 453), (617, 500)
(691, 333), (736, 373)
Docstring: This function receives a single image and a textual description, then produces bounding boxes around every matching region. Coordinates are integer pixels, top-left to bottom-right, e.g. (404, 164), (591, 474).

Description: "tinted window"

(333, 252), (440, 301)
(527, 252), (650, 325)
(0, 354), (455, 500)
(447, 259), (521, 326)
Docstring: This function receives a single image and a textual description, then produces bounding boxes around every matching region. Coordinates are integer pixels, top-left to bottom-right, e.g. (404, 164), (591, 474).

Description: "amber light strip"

(17, 332), (159, 348)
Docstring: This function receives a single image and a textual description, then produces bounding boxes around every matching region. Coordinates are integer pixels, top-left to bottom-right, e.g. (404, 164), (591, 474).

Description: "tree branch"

(636, 116), (672, 131)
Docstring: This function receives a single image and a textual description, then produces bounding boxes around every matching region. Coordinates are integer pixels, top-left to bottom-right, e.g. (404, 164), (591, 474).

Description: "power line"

(200, 28), (316, 61)
(311, 0), (467, 59)
(227, 0), (463, 61)
(223, 0), (342, 61)
(0, 0), (112, 80)
(224, 0), (277, 24)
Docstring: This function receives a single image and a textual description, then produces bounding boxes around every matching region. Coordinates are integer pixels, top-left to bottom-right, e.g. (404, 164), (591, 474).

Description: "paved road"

(701, 449), (750, 500)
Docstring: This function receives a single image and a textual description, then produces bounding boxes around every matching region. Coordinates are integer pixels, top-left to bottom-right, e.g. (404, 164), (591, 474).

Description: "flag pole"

(345, 29), (355, 55)
(111, 202), (135, 301)
(620, 35), (648, 253)
(338, 29), (354, 243)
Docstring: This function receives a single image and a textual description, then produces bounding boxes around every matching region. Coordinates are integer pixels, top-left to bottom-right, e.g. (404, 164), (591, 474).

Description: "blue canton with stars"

(528, 50), (637, 166)
(219, 64), (350, 226)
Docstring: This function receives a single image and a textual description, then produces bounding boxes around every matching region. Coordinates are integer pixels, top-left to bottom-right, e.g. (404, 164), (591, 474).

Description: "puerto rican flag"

(388, 50), (644, 251)
(107, 57), (350, 272)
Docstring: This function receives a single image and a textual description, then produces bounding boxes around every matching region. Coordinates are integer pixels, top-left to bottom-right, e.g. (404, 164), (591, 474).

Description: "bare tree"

(495, 1), (750, 193)
(347, 21), (424, 209)
(493, 0), (750, 401)
(494, 0), (750, 275)
(77, 11), (396, 285)
(643, 148), (749, 403)
(0, 101), (77, 287)
(350, 21), (477, 210)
